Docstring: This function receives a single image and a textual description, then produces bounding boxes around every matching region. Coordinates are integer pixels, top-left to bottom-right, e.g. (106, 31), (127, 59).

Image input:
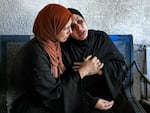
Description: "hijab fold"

(33, 4), (72, 78)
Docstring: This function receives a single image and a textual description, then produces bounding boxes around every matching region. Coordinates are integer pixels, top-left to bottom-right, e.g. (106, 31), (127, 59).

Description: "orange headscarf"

(33, 4), (72, 78)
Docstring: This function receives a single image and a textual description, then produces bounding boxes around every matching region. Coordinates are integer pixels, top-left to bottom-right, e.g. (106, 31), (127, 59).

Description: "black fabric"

(61, 30), (135, 113)
(7, 38), (82, 113)
(68, 8), (84, 19)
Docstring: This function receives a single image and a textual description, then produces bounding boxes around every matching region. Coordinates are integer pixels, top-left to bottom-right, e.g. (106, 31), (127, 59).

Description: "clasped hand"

(73, 55), (104, 78)
(95, 99), (114, 110)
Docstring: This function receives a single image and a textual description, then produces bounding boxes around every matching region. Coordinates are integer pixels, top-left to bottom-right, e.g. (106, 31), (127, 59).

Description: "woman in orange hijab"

(7, 4), (101, 113)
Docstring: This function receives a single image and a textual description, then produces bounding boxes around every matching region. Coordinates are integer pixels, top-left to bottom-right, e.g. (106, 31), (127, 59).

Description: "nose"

(68, 27), (72, 34)
(75, 24), (82, 31)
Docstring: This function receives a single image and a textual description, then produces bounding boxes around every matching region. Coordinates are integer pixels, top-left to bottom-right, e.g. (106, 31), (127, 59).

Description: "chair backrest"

(109, 35), (146, 113)
(0, 35), (31, 113)
(0, 35), (31, 90)
(109, 35), (134, 88)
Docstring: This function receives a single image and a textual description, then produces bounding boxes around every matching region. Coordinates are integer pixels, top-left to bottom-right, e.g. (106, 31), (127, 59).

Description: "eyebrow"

(75, 17), (82, 21)
(73, 17), (82, 23)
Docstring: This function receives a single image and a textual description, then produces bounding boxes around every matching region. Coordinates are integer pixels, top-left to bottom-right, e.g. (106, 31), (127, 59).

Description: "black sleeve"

(86, 93), (99, 107)
(32, 51), (63, 112)
(96, 31), (128, 99)
(103, 60), (128, 99)
(89, 31), (128, 107)
(60, 70), (82, 113)
(32, 48), (81, 113)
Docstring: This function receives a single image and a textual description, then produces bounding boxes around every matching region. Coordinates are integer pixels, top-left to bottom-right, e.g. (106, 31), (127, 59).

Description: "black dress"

(61, 30), (136, 113)
(7, 38), (83, 113)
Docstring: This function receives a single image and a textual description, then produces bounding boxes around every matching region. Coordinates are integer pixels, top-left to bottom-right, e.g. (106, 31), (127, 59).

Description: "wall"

(0, 0), (150, 45)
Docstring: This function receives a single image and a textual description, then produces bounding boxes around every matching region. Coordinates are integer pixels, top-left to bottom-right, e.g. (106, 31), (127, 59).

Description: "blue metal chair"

(109, 35), (147, 113)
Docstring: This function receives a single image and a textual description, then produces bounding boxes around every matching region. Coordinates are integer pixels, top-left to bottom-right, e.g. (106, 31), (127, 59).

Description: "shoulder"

(19, 38), (50, 63)
(88, 29), (108, 34)
(88, 30), (108, 37)
(88, 30), (110, 41)
(24, 38), (47, 56)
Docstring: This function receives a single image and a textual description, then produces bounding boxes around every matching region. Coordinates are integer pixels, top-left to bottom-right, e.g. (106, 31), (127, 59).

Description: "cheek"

(56, 33), (64, 41)
(58, 31), (66, 37)
(83, 24), (88, 30)
(71, 30), (78, 36)
(70, 33), (77, 38)
(60, 32), (70, 41)
(70, 34), (80, 40)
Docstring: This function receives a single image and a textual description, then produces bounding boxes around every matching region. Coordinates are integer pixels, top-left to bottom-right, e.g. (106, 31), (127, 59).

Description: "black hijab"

(68, 8), (84, 19)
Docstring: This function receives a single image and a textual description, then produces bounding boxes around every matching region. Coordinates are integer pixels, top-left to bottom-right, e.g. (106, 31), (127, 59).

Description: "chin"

(63, 38), (68, 42)
(78, 37), (86, 41)
(81, 34), (87, 40)
(82, 37), (87, 40)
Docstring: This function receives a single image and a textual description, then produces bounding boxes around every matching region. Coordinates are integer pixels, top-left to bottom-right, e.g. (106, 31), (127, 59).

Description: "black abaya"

(61, 30), (135, 113)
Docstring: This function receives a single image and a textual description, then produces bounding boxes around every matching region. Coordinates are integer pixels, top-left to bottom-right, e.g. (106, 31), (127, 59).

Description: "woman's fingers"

(95, 99), (114, 110)
(73, 56), (104, 75)
(104, 101), (114, 110)
(97, 63), (104, 69)
(84, 55), (92, 61)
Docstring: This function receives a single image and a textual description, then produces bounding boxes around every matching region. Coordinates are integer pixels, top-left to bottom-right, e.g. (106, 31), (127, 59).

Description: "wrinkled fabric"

(7, 38), (82, 113)
(61, 30), (135, 113)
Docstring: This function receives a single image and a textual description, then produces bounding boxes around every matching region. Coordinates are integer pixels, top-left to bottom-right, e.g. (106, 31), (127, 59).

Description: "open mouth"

(79, 31), (85, 37)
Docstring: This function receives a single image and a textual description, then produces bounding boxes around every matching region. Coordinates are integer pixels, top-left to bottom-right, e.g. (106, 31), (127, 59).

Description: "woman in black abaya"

(61, 8), (136, 113)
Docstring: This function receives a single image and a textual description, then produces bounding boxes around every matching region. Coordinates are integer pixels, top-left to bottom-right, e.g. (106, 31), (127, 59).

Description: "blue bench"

(0, 35), (147, 113)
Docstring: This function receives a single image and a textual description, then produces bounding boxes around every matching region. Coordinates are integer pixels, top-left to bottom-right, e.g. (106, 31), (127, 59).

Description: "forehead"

(72, 14), (83, 21)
